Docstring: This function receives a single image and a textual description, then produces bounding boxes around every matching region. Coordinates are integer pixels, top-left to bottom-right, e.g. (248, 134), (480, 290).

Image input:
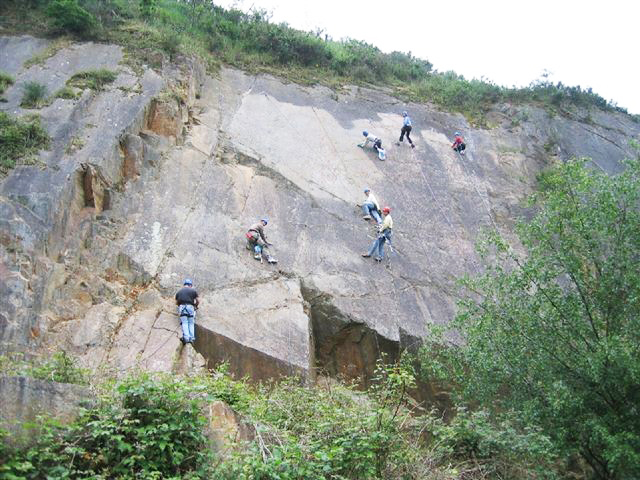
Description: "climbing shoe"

(362, 215), (372, 220)
(254, 253), (261, 260)
(180, 337), (186, 345)
(375, 256), (383, 262)
(411, 144), (415, 149)
(267, 256), (278, 264)
(361, 253), (371, 258)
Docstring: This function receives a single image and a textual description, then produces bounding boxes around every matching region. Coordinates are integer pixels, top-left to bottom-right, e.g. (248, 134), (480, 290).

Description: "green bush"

(54, 85), (78, 99)
(422, 155), (640, 479)
(0, 373), (215, 479)
(67, 68), (117, 90)
(0, 351), (89, 385)
(0, 111), (50, 170)
(0, 71), (14, 95)
(30, 351), (89, 385)
(45, 0), (98, 36)
(159, 29), (181, 58)
(20, 81), (48, 108)
(428, 407), (559, 479)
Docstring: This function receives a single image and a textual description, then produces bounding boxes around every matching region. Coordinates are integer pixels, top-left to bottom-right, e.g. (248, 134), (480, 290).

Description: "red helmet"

(382, 206), (391, 214)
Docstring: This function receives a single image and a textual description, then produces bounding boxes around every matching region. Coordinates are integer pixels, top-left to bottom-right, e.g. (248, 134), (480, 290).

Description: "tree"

(424, 154), (640, 479)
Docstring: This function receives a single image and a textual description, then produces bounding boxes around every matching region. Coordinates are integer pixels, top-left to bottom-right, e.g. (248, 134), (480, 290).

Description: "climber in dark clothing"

(398, 111), (415, 148)
(175, 278), (199, 344)
(246, 218), (277, 264)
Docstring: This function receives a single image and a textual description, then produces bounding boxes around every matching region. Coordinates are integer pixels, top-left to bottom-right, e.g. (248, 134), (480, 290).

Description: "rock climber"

(362, 206), (393, 262)
(246, 217), (278, 264)
(452, 131), (466, 155)
(175, 278), (199, 345)
(397, 111), (415, 148)
(358, 130), (384, 155)
(359, 187), (382, 224)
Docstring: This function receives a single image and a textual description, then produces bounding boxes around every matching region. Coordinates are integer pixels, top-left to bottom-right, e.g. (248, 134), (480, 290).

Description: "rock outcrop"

(1, 35), (639, 390)
(0, 376), (92, 443)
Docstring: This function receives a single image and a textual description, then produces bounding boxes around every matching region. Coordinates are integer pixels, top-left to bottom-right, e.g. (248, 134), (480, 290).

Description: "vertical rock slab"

(196, 277), (313, 382)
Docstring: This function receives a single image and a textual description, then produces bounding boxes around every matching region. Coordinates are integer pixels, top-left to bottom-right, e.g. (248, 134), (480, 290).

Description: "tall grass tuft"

(20, 82), (48, 108)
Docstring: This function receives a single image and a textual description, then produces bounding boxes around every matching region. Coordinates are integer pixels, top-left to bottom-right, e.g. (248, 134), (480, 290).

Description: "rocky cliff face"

(1, 36), (639, 389)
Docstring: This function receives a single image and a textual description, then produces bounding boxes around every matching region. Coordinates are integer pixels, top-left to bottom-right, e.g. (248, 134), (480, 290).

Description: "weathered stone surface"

(0, 376), (92, 443)
(174, 343), (207, 375)
(146, 98), (184, 140)
(121, 133), (144, 180)
(205, 400), (254, 455)
(196, 277), (313, 381)
(0, 35), (49, 75)
(2, 36), (640, 391)
(0, 36), (164, 355)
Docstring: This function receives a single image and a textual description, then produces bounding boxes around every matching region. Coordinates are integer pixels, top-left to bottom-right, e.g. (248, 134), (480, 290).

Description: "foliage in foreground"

(0, 111), (50, 170)
(421, 153), (640, 479)
(0, 0), (633, 123)
(0, 360), (560, 479)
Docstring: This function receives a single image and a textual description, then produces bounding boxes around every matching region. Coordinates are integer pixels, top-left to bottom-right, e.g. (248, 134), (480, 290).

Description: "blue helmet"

(364, 187), (370, 193)
(455, 131), (461, 136)
(362, 130), (368, 137)
(183, 278), (193, 286)
(402, 111), (408, 117)
(261, 217), (268, 225)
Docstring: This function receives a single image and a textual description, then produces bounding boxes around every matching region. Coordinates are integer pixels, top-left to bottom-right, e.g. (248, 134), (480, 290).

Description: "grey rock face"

(0, 376), (92, 444)
(1, 36), (639, 389)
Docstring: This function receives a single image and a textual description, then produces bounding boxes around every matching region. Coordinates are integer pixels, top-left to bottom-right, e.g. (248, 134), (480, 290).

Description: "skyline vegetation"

(0, 0), (635, 124)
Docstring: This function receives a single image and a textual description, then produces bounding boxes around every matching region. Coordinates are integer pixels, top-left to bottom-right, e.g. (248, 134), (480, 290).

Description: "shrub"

(45, 0), (98, 37)
(29, 351), (89, 385)
(423, 156), (640, 479)
(20, 81), (48, 108)
(0, 351), (88, 385)
(0, 71), (14, 95)
(0, 112), (50, 169)
(54, 85), (78, 99)
(0, 373), (215, 479)
(427, 407), (559, 478)
(67, 69), (117, 90)
(159, 29), (181, 58)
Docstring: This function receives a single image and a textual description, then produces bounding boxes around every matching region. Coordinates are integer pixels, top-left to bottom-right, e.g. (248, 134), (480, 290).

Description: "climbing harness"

(178, 304), (195, 318)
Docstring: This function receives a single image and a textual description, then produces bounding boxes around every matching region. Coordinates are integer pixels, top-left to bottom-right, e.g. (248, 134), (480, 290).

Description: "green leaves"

(439, 155), (640, 478)
(0, 112), (50, 171)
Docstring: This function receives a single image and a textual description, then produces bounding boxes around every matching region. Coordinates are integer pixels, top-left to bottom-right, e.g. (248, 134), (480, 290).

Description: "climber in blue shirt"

(398, 111), (415, 148)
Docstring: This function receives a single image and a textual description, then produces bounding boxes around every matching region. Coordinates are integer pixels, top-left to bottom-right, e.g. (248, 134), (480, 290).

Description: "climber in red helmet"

(362, 206), (393, 262)
(452, 131), (466, 155)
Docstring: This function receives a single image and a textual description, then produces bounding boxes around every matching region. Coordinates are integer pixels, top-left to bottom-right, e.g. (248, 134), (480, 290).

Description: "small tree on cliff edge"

(425, 152), (640, 479)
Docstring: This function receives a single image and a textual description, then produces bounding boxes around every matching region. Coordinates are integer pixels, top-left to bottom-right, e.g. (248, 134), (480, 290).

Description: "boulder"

(0, 376), (92, 444)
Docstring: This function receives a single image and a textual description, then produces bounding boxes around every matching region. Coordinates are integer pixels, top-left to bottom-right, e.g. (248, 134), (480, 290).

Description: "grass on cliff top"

(0, 111), (50, 171)
(1, 0), (634, 125)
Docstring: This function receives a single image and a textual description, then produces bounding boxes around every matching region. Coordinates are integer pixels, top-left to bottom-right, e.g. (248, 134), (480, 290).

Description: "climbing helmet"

(382, 206), (391, 214)
(261, 217), (268, 225)
(183, 278), (193, 286)
(362, 130), (368, 137)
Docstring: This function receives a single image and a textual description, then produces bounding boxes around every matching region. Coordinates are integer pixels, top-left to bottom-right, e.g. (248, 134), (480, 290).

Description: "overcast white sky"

(215, 0), (639, 114)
